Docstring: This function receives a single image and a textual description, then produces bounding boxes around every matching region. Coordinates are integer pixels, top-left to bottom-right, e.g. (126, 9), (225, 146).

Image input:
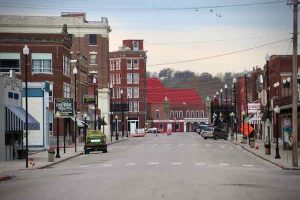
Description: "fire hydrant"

(255, 143), (259, 150)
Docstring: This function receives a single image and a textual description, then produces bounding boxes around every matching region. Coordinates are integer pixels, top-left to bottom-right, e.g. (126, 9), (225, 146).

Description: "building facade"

(109, 40), (147, 134)
(147, 78), (206, 132)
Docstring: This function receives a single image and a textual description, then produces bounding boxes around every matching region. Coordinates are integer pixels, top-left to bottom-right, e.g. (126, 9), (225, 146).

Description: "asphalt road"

(1, 132), (300, 200)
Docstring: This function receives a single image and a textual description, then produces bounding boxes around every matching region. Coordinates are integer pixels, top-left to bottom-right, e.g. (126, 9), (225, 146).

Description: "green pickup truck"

(84, 130), (107, 154)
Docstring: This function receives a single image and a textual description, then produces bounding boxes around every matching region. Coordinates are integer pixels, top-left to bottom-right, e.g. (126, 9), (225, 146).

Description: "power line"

(147, 38), (290, 67)
(0, 0), (287, 12)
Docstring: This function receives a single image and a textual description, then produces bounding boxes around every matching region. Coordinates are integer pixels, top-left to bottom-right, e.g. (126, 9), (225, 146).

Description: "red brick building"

(147, 78), (206, 132)
(109, 40), (147, 134)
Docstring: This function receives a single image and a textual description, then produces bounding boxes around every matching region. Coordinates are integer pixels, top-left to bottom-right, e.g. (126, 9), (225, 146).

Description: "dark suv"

(213, 128), (228, 140)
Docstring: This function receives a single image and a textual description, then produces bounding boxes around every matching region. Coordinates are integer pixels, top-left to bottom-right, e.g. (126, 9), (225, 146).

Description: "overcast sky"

(0, 0), (297, 75)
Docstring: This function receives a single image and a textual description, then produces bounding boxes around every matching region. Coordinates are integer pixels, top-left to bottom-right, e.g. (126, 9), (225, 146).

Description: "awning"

(6, 105), (40, 130)
(71, 117), (86, 128)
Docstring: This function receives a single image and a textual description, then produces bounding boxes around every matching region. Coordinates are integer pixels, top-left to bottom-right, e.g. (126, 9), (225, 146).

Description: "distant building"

(109, 40), (147, 134)
(147, 78), (206, 132)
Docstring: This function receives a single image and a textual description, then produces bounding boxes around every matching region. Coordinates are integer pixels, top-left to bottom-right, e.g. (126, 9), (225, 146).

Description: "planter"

(48, 148), (55, 162)
(264, 144), (271, 155)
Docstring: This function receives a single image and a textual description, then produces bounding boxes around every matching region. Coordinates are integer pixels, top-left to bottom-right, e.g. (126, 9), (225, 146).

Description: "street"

(1, 132), (300, 200)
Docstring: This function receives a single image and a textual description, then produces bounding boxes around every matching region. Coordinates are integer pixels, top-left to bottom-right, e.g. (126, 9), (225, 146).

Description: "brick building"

(0, 27), (71, 148)
(147, 78), (206, 132)
(109, 40), (147, 134)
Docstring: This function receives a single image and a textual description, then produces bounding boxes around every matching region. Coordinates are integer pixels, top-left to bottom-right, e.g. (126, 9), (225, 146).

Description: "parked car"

(196, 125), (209, 135)
(146, 127), (158, 133)
(202, 127), (228, 140)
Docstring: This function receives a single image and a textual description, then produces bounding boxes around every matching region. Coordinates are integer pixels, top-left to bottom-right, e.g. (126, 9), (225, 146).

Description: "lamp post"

(220, 89), (223, 106)
(274, 82), (280, 97)
(242, 110), (246, 143)
(73, 64), (78, 152)
(126, 116), (128, 137)
(225, 84), (228, 107)
(274, 105), (281, 159)
(55, 111), (61, 158)
(102, 115), (105, 135)
(265, 53), (271, 155)
(216, 91), (219, 107)
(229, 112), (235, 141)
(120, 89), (125, 139)
(109, 82), (113, 142)
(23, 45), (29, 168)
(282, 78), (291, 96)
(93, 76), (97, 130)
(83, 112), (87, 145)
(232, 77), (237, 141)
(174, 117), (177, 132)
(115, 115), (119, 140)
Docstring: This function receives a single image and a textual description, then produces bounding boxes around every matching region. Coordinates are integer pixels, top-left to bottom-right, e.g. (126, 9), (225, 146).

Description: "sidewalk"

(0, 137), (128, 174)
(229, 134), (300, 170)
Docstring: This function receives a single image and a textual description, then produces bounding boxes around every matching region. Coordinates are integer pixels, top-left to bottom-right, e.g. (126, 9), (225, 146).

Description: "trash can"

(48, 148), (55, 162)
(264, 144), (271, 155)
(249, 138), (255, 148)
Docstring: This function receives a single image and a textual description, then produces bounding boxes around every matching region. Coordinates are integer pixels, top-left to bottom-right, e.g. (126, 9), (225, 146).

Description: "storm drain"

(0, 176), (13, 182)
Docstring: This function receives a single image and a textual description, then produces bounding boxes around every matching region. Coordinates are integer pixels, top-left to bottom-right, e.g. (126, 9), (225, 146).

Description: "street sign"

(240, 123), (254, 136)
(248, 103), (261, 114)
(54, 98), (74, 118)
(83, 95), (95, 104)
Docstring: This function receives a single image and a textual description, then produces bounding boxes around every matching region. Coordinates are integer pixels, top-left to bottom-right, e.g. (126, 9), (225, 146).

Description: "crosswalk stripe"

(242, 164), (253, 167)
(171, 162), (182, 165)
(219, 163), (229, 166)
(126, 163), (136, 166)
(148, 162), (159, 165)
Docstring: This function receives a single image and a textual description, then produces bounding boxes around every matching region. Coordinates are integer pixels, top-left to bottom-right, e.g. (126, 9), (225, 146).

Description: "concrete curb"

(37, 138), (129, 169)
(228, 140), (300, 170)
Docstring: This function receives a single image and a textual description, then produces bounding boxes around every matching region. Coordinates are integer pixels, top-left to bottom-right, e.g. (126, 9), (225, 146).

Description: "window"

(116, 59), (121, 70)
(63, 83), (71, 98)
(48, 111), (53, 135)
(127, 59), (132, 69)
(191, 111), (194, 118)
(8, 92), (13, 98)
(156, 110), (160, 119)
(133, 87), (139, 98)
(133, 41), (139, 51)
(63, 55), (70, 76)
(175, 111), (178, 118)
(49, 83), (53, 102)
(133, 73), (139, 84)
(179, 111), (183, 118)
(170, 111), (174, 119)
(196, 110), (200, 118)
(110, 60), (114, 71)
(128, 101), (132, 112)
(89, 34), (97, 45)
(127, 87), (132, 98)
(14, 93), (19, 100)
(133, 59), (139, 69)
(127, 73), (132, 84)
(133, 101), (139, 112)
(0, 53), (20, 73)
(116, 74), (121, 84)
(90, 54), (97, 64)
(112, 74), (115, 84)
(186, 110), (190, 118)
(32, 53), (52, 73)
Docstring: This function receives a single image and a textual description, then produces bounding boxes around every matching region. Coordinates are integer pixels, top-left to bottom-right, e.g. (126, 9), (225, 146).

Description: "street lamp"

(120, 89), (125, 139)
(23, 44), (29, 168)
(115, 115), (119, 140)
(274, 82), (280, 97)
(220, 89), (223, 106)
(109, 82), (113, 142)
(125, 116), (129, 137)
(274, 105), (281, 159)
(55, 111), (61, 158)
(224, 84), (228, 107)
(73, 64), (78, 152)
(282, 78), (291, 96)
(265, 53), (271, 155)
(93, 76), (97, 130)
(83, 112), (87, 145)
(232, 77), (237, 141)
(102, 115), (105, 135)
(242, 110), (246, 143)
(229, 112), (235, 141)
(174, 117), (177, 132)
(216, 91), (219, 106)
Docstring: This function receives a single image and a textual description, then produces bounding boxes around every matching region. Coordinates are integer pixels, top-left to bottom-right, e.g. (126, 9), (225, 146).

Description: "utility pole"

(292, 0), (299, 167)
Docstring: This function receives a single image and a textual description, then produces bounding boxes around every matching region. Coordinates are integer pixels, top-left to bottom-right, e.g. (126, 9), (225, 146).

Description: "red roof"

(147, 78), (203, 105)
